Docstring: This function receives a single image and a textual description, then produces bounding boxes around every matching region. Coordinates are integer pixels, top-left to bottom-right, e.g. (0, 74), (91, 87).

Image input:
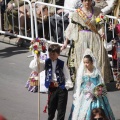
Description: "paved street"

(0, 42), (120, 120)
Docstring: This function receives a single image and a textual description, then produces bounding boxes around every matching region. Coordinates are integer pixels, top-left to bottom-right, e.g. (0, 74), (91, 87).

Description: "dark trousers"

(48, 87), (68, 120)
(38, 20), (49, 40)
(50, 14), (69, 43)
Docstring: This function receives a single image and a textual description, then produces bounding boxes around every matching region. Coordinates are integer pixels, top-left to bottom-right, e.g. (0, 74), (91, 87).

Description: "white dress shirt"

(29, 58), (73, 90)
(101, 0), (116, 15)
(51, 60), (57, 81)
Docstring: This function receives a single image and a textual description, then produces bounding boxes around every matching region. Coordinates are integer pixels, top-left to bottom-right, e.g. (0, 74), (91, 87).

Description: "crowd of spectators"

(0, 0), (119, 45)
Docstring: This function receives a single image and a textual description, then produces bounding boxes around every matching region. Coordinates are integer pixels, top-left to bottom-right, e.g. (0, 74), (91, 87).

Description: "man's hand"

(108, 22), (115, 31)
(7, 3), (14, 11)
(57, 9), (63, 14)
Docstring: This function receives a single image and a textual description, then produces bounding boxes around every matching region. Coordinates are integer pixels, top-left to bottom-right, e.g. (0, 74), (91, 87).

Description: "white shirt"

(64, 0), (77, 13)
(29, 58), (73, 89)
(101, 0), (116, 15)
(51, 60), (57, 81)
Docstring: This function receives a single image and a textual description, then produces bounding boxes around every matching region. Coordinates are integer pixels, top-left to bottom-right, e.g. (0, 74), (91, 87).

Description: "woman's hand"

(30, 39), (35, 44)
(61, 39), (68, 51)
(61, 44), (67, 51)
(101, 33), (105, 39)
(7, 3), (14, 11)
(112, 39), (116, 46)
(108, 22), (115, 31)
(57, 9), (63, 14)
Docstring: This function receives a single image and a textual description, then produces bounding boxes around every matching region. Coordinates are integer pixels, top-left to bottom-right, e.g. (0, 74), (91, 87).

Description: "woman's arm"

(61, 38), (69, 51)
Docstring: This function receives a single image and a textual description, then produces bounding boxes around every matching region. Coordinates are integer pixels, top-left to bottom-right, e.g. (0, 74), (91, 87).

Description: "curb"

(0, 34), (18, 45)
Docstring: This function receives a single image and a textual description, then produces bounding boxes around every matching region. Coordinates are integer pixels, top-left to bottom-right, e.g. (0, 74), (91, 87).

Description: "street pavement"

(0, 41), (120, 120)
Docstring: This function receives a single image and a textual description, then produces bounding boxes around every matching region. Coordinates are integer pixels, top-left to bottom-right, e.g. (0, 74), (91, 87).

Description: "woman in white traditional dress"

(61, 0), (113, 84)
(68, 49), (115, 120)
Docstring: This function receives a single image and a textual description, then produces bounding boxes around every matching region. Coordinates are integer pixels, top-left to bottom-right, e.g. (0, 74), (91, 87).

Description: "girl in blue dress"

(69, 49), (115, 120)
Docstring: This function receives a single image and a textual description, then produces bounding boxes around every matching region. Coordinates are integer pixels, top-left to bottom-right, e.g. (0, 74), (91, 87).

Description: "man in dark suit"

(0, 0), (11, 30)
(37, 0), (66, 43)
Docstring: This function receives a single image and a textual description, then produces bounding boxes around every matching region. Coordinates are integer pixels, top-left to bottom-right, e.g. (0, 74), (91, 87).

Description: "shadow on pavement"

(68, 82), (120, 92)
(106, 81), (120, 92)
(0, 45), (29, 58)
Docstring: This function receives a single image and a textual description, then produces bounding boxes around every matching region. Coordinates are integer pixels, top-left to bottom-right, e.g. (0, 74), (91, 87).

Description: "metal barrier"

(0, 1), (120, 44)
(33, 2), (120, 49)
(0, 0), (34, 40)
(0, 0), (75, 45)
(34, 1), (75, 45)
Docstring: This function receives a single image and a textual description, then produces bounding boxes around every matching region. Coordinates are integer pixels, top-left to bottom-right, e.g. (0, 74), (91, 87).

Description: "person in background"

(90, 108), (108, 120)
(113, 0), (120, 25)
(0, 0), (11, 31)
(4, 0), (28, 46)
(100, 0), (117, 44)
(0, 114), (7, 120)
(101, 0), (116, 15)
(35, 0), (65, 41)
(111, 24), (120, 86)
(94, 0), (107, 10)
(49, 0), (66, 43)
(116, 73), (120, 90)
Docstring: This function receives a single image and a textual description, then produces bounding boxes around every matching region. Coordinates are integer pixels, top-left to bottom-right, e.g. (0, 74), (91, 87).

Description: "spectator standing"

(0, 0), (11, 30)
(36, 0), (65, 40)
(94, 0), (107, 10)
(113, 0), (120, 25)
(111, 24), (120, 84)
(50, 0), (82, 43)
(0, 114), (7, 120)
(90, 108), (109, 120)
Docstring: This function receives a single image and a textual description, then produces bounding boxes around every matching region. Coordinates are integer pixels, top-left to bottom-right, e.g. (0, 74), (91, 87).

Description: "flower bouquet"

(29, 38), (47, 55)
(95, 14), (108, 25)
(93, 83), (107, 97)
